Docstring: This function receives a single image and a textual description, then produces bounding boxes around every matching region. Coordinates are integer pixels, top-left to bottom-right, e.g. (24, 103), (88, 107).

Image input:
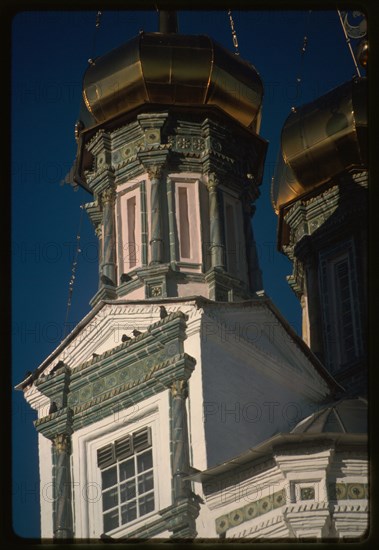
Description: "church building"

(15, 11), (368, 541)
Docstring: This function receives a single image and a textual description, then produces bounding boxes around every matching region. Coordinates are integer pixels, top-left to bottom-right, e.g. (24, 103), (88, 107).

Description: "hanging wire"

(227, 10), (240, 56)
(63, 205), (85, 339)
(291, 10), (312, 112)
(89, 10), (103, 65)
(337, 10), (361, 77)
(296, 35), (308, 85)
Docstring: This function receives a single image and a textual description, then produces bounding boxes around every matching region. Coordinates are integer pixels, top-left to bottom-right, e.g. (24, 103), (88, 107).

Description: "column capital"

(100, 185), (116, 205)
(147, 164), (164, 180)
(53, 433), (71, 454)
(94, 223), (102, 238)
(170, 379), (188, 399)
(206, 172), (220, 191)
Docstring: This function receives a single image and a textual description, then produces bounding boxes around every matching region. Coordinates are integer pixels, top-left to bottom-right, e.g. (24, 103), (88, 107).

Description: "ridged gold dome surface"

(82, 32), (263, 131)
(272, 77), (367, 212)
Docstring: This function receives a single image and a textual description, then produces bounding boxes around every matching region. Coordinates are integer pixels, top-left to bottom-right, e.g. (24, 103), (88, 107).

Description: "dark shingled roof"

(291, 397), (367, 435)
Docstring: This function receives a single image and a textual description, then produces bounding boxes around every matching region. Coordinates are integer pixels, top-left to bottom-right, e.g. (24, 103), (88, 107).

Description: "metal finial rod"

(159, 11), (178, 33)
(337, 10), (361, 77)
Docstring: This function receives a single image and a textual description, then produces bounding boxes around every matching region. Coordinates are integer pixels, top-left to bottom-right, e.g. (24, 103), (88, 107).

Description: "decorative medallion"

(177, 136), (192, 149)
(335, 483), (348, 500)
(68, 392), (79, 406)
(300, 486), (315, 501)
(105, 374), (118, 389)
(243, 502), (258, 519)
(146, 131), (159, 143)
(228, 508), (244, 527)
(150, 285), (162, 297)
(215, 489), (286, 535)
(273, 489), (286, 508)
(215, 515), (229, 534)
(347, 483), (365, 499)
(328, 482), (367, 501)
(79, 386), (93, 402)
(258, 496), (273, 514)
(93, 379), (106, 395)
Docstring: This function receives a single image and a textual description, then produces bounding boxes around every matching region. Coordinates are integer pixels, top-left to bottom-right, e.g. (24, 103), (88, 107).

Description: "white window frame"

(173, 177), (202, 265)
(98, 427), (155, 533)
(71, 392), (171, 538)
(116, 184), (143, 274)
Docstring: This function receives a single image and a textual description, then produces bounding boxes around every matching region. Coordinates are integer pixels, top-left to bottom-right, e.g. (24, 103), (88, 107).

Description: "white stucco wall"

(198, 306), (332, 467)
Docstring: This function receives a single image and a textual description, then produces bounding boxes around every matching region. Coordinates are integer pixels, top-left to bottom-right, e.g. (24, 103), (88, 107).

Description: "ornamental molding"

(203, 458), (278, 505)
(227, 513), (289, 539)
(36, 352), (196, 434)
(33, 311), (196, 434)
(168, 135), (205, 152)
(332, 502), (368, 513)
(283, 501), (330, 515)
(215, 489), (287, 535)
(85, 128), (111, 155)
(328, 482), (368, 501)
(85, 166), (115, 189)
(283, 501), (331, 537)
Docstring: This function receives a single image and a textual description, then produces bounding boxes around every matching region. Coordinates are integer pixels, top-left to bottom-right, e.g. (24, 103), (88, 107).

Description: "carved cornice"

(34, 407), (73, 440)
(34, 311), (196, 432)
(160, 500), (200, 539)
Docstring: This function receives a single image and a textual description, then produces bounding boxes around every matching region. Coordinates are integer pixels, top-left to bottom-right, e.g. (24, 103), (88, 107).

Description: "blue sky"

(11, 9), (364, 538)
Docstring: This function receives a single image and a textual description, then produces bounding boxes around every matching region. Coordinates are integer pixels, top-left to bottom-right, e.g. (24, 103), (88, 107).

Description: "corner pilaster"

(52, 433), (74, 539)
(99, 185), (117, 286)
(147, 164), (165, 265)
(206, 172), (225, 270)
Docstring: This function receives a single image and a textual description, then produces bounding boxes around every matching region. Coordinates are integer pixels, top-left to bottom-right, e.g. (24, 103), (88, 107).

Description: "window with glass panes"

(97, 427), (155, 532)
(319, 240), (362, 371)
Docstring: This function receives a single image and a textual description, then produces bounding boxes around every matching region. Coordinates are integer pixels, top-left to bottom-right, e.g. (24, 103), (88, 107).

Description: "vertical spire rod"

(159, 10), (178, 33)
(337, 10), (361, 77)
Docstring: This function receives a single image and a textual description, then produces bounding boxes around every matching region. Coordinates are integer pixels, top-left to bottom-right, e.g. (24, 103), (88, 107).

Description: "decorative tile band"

(215, 489), (286, 535)
(67, 347), (170, 407)
(328, 482), (368, 501)
(215, 483), (368, 535)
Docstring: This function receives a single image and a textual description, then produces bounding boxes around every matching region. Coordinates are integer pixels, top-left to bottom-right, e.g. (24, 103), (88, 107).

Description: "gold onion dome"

(82, 31), (263, 131)
(271, 76), (367, 213)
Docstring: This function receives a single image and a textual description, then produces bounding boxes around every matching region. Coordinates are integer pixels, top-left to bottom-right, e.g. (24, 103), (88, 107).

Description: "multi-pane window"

(97, 427), (155, 533)
(319, 241), (362, 371)
(334, 258), (356, 361)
